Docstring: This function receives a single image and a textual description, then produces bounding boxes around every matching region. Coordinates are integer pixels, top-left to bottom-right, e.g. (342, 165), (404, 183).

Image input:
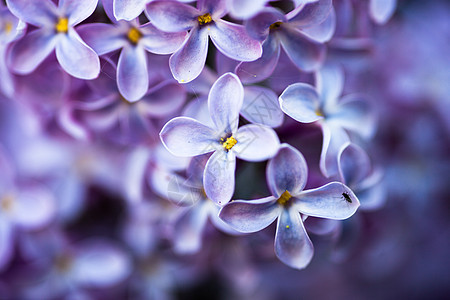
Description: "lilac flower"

(146, 0), (262, 83)
(78, 7), (187, 101)
(6, 0), (100, 79)
(279, 64), (376, 177)
(236, 0), (335, 84)
(369, 0), (397, 25)
(160, 73), (280, 205)
(219, 144), (360, 269)
(110, 0), (149, 21)
(225, 0), (270, 19)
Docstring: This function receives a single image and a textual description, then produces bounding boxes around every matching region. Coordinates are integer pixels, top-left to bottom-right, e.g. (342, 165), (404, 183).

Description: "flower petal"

(287, 0), (332, 27)
(320, 123), (350, 178)
(55, 29), (100, 79)
(275, 208), (314, 269)
(0, 219), (13, 271)
(369, 0), (397, 25)
(244, 7), (287, 41)
(279, 82), (322, 123)
(186, 153), (209, 186)
(138, 80), (186, 117)
(12, 186), (55, 229)
(304, 217), (340, 235)
(145, 0), (198, 32)
(140, 23), (187, 55)
(295, 182), (360, 219)
(233, 124), (280, 162)
(241, 86), (284, 128)
(113, 0), (147, 21)
(169, 27), (209, 83)
(227, 0), (269, 19)
(337, 143), (371, 186)
(8, 29), (57, 74)
(315, 64), (344, 111)
(208, 72), (243, 135)
(6, 0), (57, 27)
(117, 45), (148, 102)
(235, 34), (280, 84)
(219, 196), (279, 233)
(59, 0), (98, 26)
(160, 117), (217, 157)
(208, 202), (242, 235)
(266, 143), (308, 198)
(209, 19), (262, 62)
(198, 0), (227, 18)
(76, 23), (127, 55)
(300, 7), (336, 43)
(203, 150), (236, 205)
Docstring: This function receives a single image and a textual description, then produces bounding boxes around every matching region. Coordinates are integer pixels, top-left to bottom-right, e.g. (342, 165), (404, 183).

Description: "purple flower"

(160, 72), (280, 205)
(219, 144), (360, 269)
(370, 0), (397, 24)
(236, 0), (335, 84)
(6, 0), (100, 79)
(279, 64), (377, 177)
(109, 0), (149, 21)
(226, 0), (270, 19)
(146, 0), (262, 83)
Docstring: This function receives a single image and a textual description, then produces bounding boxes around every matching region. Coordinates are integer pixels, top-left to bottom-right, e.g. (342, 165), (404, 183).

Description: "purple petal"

(337, 143), (371, 186)
(55, 29), (100, 79)
(320, 123), (350, 178)
(0, 47), (14, 98)
(227, 0), (269, 19)
(173, 202), (209, 254)
(113, 0), (147, 21)
(140, 23), (187, 54)
(145, 0), (198, 32)
(12, 186), (55, 229)
(287, 0), (333, 27)
(169, 27), (209, 83)
(138, 80), (186, 117)
(369, 0), (397, 25)
(279, 83), (322, 123)
(209, 20), (262, 62)
(295, 182), (360, 219)
(245, 7), (287, 41)
(241, 86), (284, 128)
(266, 144), (308, 198)
(203, 150), (236, 205)
(0, 219), (13, 271)
(160, 117), (217, 157)
(198, 0), (227, 18)
(76, 23), (127, 55)
(6, 0), (57, 27)
(208, 72), (243, 135)
(182, 95), (215, 128)
(235, 34), (280, 84)
(277, 25), (326, 72)
(315, 64), (344, 111)
(219, 196), (279, 233)
(59, 0), (98, 26)
(8, 29), (57, 74)
(117, 45), (148, 101)
(358, 177), (386, 211)
(301, 7), (336, 43)
(275, 208), (314, 269)
(233, 124), (280, 162)
(305, 217), (340, 235)
(208, 202), (242, 235)
(186, 153), (209, 186)
(123, 147), (150, 204)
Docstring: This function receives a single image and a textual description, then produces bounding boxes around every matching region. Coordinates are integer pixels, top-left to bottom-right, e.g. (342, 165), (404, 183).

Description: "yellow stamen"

(198, 13), (213, 25)
(269, 21), (283, 30)
(277, 190), (292, 206)
(286, 225), (290, 229)
(5, 22), (13, 34)
(315, 108), (324, 117)
(127, 27), (142, 44)
(221, 136), (237, 151)
(1, 194), (14, 211)
(55, 17), (69, 33)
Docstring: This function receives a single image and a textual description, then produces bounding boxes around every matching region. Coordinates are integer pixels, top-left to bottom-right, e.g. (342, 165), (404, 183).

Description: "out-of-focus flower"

(220, 144), (359, 269)
(146, 0), (262, 83)
(160, 73), (280, 205)
(6, 0), (100, 79)
(369, 0), (397, 25)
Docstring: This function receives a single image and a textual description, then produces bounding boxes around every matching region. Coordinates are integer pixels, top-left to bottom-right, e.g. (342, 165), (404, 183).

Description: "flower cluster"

(1, 0), (449, 299)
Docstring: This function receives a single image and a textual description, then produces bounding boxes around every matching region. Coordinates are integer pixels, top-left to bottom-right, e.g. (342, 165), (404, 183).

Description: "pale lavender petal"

(227, 0), (269, 19)
(337, 143), (371, 186)
(123, 147), (150, 204)
(204, 150), (236, 205)
(117, 45), (148, 101)
(183, 95), (215, 128)
(6, 0), (57, 27)
(219, 196), (279, 233)
(305, 217), (340, 235)
(145, 0), (198, 32)
(208, 72), (243, 135)
(59, 0), (98, 26)
(12, 186), (55, 229)
(301, 7), (336, 43)
(173, 202), (209, 254)
(235, 34), (280, 84)
(358, 178), (386, 211)
(295, 182), (360, 219)
(208, 202), (242, 235)
(0, 219), (13, 271)
(287, 0), (332, 27)
(0, 47), (14, 98)
(169, 27), (209, 83)
(160, 117), (217, 157)
(369, 0), (397, 25)
(8, 29), (57, 74)
(55, 29), (100, 79)
(233, 124), (280, 162)
(275, 208), (314, 269)
(320, 123), (350, 178)
(277, 25), (326, 72)
(138, 80), (186, 117)
(266, 144), (308, 198)
(76, 23), (127, 55)
(114, 0), (147, 21)
(209, 20), (262, 62)
(245, 7), (287, 41)
(140, 23), (187, 54)
(241, 86), (284, 128)
(279, 83), (322, 123)
(186, 153), (209, 186)
(315, 64), (344, 110)
(198, 0), (226, 18)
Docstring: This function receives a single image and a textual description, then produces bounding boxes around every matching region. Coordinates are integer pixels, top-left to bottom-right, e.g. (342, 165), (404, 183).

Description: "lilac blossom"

(369, 0), (397, 25)
(220, 144), (360, 269)
(160, 72), (280, 205)
(6, 0), (100, 79)
(146, 0), (263, 83)
(279, 64), (376, 177)
(236, 0), (335, 84)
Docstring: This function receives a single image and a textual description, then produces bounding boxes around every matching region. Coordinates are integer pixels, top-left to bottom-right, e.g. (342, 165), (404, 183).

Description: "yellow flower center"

(315, 108), (324, 117)
(198, 13), (213, 25)
(221, 136), (237, 151)
(277, 190), (292, 206)
(269, 21), (283, 30)
(55, 17), (69, 33)
(4, 22), (13, 34)
(127, 27), (142, 44)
